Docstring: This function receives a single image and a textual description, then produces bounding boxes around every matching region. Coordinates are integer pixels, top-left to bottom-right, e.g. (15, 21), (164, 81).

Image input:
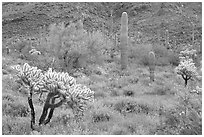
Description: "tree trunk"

(28, 91), (35, 130)
(39, 92), (54, 125)
(39, 93), (65, 125)
(184, 79), (188, 87)
(43, 96), (57, 125)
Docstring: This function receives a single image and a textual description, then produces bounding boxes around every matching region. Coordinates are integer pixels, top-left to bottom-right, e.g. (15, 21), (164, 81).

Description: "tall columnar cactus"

(148, 51), (156, 82)
(120, 12), (128, 70)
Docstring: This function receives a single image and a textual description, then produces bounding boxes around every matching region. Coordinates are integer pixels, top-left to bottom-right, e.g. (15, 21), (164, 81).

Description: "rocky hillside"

(2, 2), (202, 46)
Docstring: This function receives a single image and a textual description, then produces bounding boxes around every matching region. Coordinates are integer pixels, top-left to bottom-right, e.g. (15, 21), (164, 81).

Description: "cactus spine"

(120, 12), (128, 70)
(149, 51), (156, 82)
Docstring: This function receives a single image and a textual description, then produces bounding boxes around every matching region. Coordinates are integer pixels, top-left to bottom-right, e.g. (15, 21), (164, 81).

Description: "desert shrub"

(75, 100), (124, 134)
(153, 44), (168, 58)
(2, 100), (29, 117)
(2, 116), (31, 135)
(168, 51), (180, 66)
(108, 76), (130, 90)
(152, 44), (171, 66)
(2, 93), (15, 102)
(50, 113), (72, 127)
(111, 114), (159, 135)
(147, 85), (173, 96)
(128, 44), (153, 66)
(90, 104), (118, 123)
(140, 55), (150, 66)
(156, 57), (170, 66)
(92, 111), (111, 123)
(156, 88), (202, 135)
(45, 22), (113, 72)
(158, 106), (202, 135)
(113, 97), (155, 115)
(40, 124), (70, 135)
(7, 38), (29, 54)
(47, 109), (90, 135)
(2, 75), (20, 92)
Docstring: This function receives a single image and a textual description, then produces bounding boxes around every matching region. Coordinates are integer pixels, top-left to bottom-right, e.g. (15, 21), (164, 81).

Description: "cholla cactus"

(66, 84), (95, 117)
(12, 63), (94, 128)
(13, 63), (45, 129)
(13, 63), (44, 92)
(175, 58), (198, 87)
(176, 47), (198, 87)
(148, 51), (156, 82)
(179, 47), (197, 61)
(43, 68), (76, 93)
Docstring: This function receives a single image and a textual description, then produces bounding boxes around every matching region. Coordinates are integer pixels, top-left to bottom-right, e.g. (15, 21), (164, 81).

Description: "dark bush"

(140, 55), (150, 66)
(123, 90), (134, 97)
(92, 113), (110, 123)
(114, 100), (136, 114)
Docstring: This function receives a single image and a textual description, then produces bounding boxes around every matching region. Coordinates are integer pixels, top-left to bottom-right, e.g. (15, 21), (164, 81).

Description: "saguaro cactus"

(120, 12), (128, 70)
(149, 51), (156, 82)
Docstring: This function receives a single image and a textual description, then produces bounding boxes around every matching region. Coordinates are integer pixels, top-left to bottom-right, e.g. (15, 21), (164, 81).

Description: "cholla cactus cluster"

(12, 63), (94, 128)
(13, 63), (92, 97)
(175, 46), (198, 87)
